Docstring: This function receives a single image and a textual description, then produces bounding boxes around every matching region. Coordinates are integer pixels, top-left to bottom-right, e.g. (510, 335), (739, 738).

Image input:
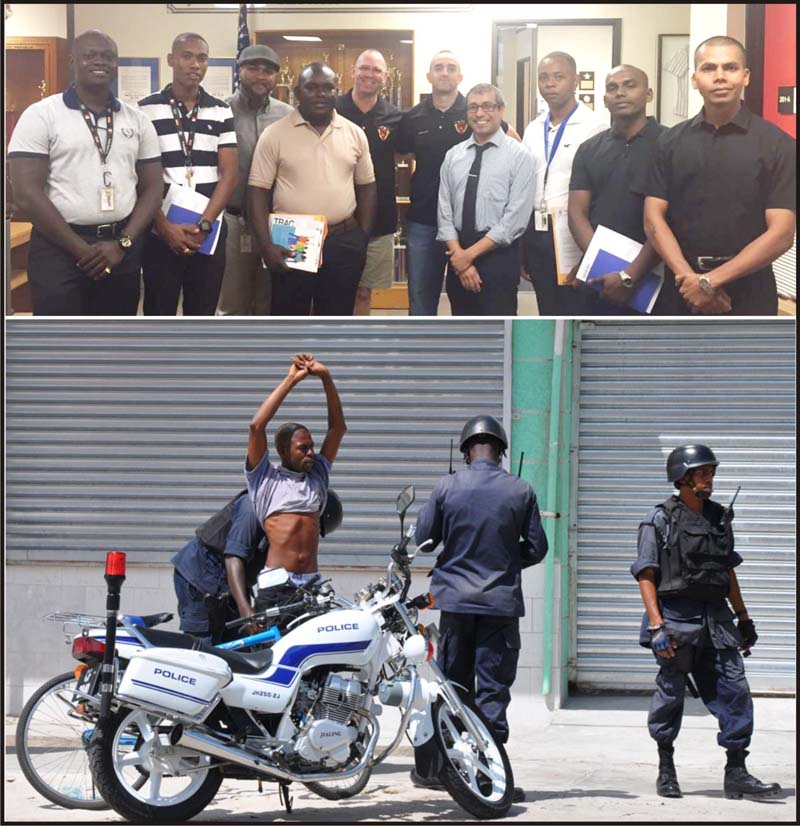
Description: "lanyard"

(543, 102), (578, 189)
(78, 101), (114, 169)
(169, 96), (200, 171)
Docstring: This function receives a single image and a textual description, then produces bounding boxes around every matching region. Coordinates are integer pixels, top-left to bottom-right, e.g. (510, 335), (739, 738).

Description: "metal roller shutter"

(574, 321), (796, 692)
(6, 320), (507, 566)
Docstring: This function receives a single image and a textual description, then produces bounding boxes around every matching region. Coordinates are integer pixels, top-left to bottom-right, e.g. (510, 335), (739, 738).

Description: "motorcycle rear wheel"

(15, 672), (109, 810)
(432, 695), (514, 819)
(89, 706), (223, 823)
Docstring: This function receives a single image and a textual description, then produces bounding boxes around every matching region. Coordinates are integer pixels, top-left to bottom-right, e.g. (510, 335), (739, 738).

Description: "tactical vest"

(195, 490), (249, 556)
(648, 496), (734, 602)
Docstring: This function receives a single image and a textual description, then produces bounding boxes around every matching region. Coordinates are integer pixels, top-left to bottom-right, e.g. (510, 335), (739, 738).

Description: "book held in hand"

(575, 224), (664, 314)
(268, 213), (328, 273)
(160, 184), (221, 256)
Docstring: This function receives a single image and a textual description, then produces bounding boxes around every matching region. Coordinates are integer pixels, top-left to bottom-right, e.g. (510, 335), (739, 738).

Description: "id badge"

(240, 231), (252, 254)
(534, 209), (550, 232)
(99, 186), (115, 212)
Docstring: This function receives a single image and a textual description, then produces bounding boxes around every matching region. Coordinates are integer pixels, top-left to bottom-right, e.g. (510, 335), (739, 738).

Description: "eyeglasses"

(466, 102), (500, 113)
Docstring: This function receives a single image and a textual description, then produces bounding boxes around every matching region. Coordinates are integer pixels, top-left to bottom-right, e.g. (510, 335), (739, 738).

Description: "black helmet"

(459, 415), (508, 453)
(666, 445), (719, 483)
(319, 489), (343, 538)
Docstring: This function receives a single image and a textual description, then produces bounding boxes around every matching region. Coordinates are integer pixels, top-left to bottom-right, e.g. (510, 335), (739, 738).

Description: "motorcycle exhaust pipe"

(177, 708), (381, 784)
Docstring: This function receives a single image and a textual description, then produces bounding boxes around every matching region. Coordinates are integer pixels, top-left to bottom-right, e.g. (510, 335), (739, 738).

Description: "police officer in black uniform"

(413, 415), (548, 802)
(632, 445), (781, 800)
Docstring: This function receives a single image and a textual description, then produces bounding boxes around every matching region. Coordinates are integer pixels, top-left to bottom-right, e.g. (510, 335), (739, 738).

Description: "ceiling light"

(399, 40), (413, 44)
(283, 35), (323, 42)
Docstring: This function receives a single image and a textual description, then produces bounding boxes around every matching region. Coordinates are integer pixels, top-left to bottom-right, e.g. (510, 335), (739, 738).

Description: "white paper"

(551, 206), (583, 282)
(117, 65), (153, 106)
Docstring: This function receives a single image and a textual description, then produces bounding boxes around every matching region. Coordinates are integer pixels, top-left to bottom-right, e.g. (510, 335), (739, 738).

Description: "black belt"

(68, 220), (128, 239)
(327, 216), (359, 235)
(695, 256), (733, 272)
(226, 206), (243, 217)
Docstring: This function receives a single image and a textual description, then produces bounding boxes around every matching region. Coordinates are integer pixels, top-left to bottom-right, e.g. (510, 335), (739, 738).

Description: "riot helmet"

(666, 444), (719, 485)
(319, 488), (343, 537)
(459, 415), (508, 456)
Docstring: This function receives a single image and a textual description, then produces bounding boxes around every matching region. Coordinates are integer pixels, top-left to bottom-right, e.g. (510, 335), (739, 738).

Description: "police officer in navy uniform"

(632, 445), (781, 800)
(171, 491), (266, 644)
(413, 415), (548, 803)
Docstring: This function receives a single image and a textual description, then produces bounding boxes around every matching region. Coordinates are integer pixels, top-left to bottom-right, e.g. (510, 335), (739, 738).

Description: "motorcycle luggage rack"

(45, 611), (108, 626)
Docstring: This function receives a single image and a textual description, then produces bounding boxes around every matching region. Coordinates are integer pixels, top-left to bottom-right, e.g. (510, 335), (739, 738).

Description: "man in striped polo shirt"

(139, 32), (238, 315)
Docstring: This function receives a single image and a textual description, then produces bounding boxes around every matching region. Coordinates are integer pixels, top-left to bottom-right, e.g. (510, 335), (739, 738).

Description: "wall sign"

(777, 86), (796, 115)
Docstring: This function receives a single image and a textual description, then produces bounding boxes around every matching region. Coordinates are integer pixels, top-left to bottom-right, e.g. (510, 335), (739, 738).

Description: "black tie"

(461, 143), (492, 245)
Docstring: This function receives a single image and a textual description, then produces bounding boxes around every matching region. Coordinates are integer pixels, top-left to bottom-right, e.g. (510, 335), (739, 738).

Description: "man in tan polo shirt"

(247, 62), (377, 315)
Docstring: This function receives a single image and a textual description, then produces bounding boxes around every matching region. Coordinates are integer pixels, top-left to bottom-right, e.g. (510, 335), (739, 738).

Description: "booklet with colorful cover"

(575, 224), (664, 314)
(268, 213), (328, 273)
(160, 184), (221, 256)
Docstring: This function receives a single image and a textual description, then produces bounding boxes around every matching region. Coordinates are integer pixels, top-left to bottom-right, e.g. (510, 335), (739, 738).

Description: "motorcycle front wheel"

(88, 706), (223, 823)
(432, 695), (514, 819)
(304, 766), (372, 800)
(15, 671), (109, 810)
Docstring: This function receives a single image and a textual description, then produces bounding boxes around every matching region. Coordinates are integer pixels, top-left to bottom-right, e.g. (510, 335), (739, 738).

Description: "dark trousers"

(524, 226), (579, 316)
(27, 228), (142, 316)
(142, 220), (227, 316)
(446, 238), (520, 316)
(271, 227), (368, 316)
(648, 635), (754, 751)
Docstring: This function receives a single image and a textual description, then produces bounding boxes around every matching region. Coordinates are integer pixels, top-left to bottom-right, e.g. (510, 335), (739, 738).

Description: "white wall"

(5, 3), (67, 37)
(65, 4), (688, 108)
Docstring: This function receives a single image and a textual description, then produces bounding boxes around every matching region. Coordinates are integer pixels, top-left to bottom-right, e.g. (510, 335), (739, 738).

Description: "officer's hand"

(458, 264), (483, 293)
(650, 626), (677, 658)
(446, 246), (474, 275)
(562, 263), (581, 288)
(77, 241), (126, 279)
(288, 355), (310, 384)
(262, 242), (292, 271)
(305, 357), (329, 378)
(738, 618), (758, 648)
(520, 267), (532, 283)
(596, 272), (633, 306)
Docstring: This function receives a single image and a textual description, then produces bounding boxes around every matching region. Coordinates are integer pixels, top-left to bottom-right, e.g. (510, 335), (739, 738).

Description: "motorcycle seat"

(137, 627), (274, 676)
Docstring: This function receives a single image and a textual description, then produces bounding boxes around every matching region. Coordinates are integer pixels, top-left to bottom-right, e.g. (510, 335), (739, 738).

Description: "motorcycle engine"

(294, 673), (368, 766)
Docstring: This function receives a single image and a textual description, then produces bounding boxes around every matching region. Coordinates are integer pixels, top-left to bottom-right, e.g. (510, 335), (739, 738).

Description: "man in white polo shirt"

(247, 62), (376, 315)
(8, 30), (163, 315)
(522, 51), (606, 315)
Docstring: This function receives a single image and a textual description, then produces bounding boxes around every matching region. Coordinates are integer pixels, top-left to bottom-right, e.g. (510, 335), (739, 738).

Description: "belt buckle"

(96, 223), (114, 238)
(696, 256), (728, 272)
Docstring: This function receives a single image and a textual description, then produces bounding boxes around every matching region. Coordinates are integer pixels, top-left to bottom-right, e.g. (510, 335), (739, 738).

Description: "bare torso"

(264, 512), (320, 573)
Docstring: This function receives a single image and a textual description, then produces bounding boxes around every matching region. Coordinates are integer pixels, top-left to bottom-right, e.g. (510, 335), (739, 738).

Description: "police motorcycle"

(87, 486), (515, 822)
(15, 610), (285, 810)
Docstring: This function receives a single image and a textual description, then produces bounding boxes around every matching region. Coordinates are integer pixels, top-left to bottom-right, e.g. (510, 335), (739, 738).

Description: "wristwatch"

(118, 235), (133, 250)
(197, 219), (213, 234)
(618, 269), (634, 289)
(698, 274), (716, 295)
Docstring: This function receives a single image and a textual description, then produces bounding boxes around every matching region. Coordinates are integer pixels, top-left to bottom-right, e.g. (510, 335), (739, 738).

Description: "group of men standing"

(8, 30), (795, 317)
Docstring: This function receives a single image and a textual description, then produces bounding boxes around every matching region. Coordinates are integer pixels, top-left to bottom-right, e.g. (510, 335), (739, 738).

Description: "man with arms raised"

(245, 354), (346, 606)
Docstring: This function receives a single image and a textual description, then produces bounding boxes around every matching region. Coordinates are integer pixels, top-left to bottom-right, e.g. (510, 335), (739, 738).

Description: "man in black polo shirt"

(567, 65), (721, 315)
(336, 49), (402, 315)
(139, 33), (239, 316)
(644, 36), (795, 315)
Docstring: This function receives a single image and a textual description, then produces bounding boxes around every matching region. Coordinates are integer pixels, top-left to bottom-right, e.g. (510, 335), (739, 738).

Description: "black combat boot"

(656, 744), (682, 798)
(724, 749), (781, 799)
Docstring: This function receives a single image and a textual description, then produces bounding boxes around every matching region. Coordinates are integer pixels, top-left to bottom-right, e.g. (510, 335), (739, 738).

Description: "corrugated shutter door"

(6, 320), (506, 566)
(575, 321), (796, 692)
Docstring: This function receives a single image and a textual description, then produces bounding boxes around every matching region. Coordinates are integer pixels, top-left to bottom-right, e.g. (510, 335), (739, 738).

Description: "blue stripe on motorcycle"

(255, 666), (296, 686)
(96, 636), (140, 645)
(279, 640), (370, 669)
(129, 679), (208, 706)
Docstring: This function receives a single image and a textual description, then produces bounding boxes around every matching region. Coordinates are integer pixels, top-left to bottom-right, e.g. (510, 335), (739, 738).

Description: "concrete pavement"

(3, 695), (795, 822)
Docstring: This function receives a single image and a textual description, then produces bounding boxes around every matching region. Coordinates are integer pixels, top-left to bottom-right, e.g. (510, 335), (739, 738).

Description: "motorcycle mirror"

(257, 567), (290, 591)
(396, 485), (415, 516)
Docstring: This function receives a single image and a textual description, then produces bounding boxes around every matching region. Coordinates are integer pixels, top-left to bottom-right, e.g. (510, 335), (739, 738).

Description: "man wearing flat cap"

(219, 44), (293, 314)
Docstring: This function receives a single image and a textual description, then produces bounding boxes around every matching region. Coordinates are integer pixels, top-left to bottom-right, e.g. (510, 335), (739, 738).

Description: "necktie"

(461, 143), (492, 244)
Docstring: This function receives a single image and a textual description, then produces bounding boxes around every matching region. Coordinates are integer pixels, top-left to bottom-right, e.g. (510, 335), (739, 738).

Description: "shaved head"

(607, 64), (649, 88)
(355, 48), (387, 70)
(694, 35), (746, 68)
(73, 30), (116, 56)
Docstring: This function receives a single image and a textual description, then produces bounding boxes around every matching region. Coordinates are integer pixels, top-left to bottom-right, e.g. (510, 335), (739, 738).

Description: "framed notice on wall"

(114, 58), (159, 105)
(203, 58), (237, 99)
(657, 34), (690, 127)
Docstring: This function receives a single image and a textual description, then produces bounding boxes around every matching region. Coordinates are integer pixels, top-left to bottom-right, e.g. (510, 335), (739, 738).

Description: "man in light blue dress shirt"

(437, 83), (535, 315)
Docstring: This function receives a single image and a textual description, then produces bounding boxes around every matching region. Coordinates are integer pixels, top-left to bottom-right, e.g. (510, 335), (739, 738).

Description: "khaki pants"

(217, 212), (271, 315)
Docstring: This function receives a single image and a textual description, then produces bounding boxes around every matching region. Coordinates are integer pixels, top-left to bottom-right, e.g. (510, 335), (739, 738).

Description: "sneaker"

(410, 769), (444, 791)
(512, 786), (526, 803)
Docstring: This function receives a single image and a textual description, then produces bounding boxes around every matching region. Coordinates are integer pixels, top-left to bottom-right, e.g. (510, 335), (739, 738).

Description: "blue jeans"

(405, 221), (447, 316)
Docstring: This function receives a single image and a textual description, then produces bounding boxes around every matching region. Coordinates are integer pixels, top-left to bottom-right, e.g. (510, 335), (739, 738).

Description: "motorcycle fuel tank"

(222, 609), (380, 714)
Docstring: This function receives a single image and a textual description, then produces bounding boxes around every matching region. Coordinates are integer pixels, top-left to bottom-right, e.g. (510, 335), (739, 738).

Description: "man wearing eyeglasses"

(335, 49), (402, 315)
(436, 84), (535, 315)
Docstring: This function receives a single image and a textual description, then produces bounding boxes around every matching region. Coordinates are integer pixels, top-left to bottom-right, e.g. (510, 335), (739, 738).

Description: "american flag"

(233, 3), (250, 90)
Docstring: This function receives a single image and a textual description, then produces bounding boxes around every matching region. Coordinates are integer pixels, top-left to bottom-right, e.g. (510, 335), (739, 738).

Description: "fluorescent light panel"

(283, 35), (323, 42)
